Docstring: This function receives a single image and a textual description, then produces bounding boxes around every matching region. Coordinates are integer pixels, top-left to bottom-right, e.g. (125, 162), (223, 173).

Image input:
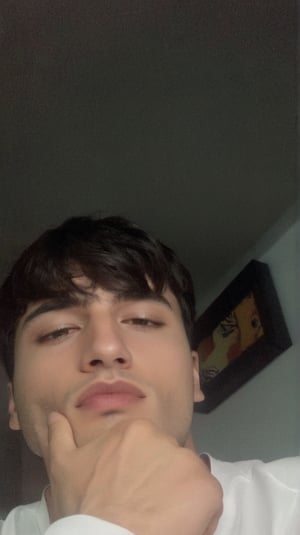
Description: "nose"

(80, 316), (132, 372)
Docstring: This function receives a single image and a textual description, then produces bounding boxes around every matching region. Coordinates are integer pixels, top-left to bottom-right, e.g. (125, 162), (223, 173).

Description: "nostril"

(90, 359), (101, 367)
(85, 356), (128, 368)
(115, 357), (126, 364)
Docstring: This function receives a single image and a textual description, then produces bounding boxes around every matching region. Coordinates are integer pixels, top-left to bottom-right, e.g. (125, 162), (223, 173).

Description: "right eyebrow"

(20, 297), (84, 330)
(127, 294), (173, 311)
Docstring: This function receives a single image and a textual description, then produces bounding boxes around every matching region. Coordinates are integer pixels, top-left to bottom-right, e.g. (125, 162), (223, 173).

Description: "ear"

(7, 383), (21, 431)
(192, 351), (205, 402)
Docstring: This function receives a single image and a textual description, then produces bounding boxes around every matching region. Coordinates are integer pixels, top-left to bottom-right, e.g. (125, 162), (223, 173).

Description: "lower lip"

(79, 393), (144, 412)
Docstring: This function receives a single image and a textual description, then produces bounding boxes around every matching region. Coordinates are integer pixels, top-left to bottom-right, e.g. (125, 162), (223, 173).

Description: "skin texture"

(8, 283), (222, 534)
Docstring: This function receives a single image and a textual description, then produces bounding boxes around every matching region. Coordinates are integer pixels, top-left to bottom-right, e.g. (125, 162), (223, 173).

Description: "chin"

(73, 411), (133, 446)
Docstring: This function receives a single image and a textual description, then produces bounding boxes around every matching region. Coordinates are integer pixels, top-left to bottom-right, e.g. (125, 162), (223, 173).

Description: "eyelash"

(124, 318), (164, 328)
(36, 318), (163, 343)
(36, 327), (79, 343)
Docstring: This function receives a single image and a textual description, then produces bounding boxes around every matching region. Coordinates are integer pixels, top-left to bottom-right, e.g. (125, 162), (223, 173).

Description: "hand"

(43, 413), (223, 535)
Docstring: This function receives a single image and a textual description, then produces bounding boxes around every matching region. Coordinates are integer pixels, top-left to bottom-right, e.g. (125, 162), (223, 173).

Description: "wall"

(192, 207), (300, 461)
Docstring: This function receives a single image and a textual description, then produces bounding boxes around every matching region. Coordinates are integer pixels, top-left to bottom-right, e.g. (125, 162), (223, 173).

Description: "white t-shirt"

(1, 456), (299, 535)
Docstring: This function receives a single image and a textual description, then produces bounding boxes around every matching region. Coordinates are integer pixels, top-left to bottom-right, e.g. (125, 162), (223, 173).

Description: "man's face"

(8, 284), (203, 457)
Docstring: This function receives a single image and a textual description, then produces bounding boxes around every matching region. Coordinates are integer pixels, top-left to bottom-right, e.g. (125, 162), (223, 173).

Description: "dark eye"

(125, 318), (163, 327)
(37, 326), (79, 343)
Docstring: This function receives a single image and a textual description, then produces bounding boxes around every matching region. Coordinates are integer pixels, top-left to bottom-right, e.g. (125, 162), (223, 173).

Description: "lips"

(76, 380), (146, 412)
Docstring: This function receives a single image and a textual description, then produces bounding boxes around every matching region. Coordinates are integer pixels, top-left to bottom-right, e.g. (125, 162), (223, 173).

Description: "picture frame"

(193, 260), (292, 413)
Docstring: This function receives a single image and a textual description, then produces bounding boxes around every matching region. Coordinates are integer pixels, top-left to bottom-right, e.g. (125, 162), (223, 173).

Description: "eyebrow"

(20, 293), (172, 330)
(21, 297), (83, 329)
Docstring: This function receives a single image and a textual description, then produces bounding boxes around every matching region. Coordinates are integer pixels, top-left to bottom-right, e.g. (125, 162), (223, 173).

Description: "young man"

(0, 215), (299, 535)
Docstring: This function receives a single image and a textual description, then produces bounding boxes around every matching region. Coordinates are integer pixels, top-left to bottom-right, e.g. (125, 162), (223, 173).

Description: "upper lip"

(76, 380), (146, 407)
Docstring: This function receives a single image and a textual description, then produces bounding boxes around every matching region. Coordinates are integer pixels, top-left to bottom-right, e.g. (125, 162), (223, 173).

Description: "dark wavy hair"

(0, 215), (195, 379)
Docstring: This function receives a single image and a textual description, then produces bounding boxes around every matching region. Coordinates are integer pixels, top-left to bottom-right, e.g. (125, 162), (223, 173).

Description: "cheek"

(12, 362), (70, 456)
(134, 332), (195, 404)
(14, 357), (46, 395)
(12, 356), (66, 423)
(151, 352), (195, 446)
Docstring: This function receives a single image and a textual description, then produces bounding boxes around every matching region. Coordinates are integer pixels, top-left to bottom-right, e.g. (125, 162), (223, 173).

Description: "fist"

(44, 413), (223, 535)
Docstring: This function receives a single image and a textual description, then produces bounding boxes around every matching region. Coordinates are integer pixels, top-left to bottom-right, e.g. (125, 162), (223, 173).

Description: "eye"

(36, 326), (80, 343)
(124, 318), (164, 328)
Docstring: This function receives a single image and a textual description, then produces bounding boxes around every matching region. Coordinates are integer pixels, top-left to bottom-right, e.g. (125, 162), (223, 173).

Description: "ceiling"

(0, 0), (297, 301)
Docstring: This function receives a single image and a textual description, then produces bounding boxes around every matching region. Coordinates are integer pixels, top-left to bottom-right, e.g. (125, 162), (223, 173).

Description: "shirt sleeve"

(46, 515), (135, 535)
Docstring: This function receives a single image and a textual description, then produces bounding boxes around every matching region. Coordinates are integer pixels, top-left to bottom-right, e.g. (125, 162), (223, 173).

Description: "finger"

(47, 411), (76, 458)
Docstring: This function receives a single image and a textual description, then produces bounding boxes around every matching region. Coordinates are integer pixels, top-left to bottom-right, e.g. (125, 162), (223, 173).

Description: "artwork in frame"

(193, 260), (292, 413)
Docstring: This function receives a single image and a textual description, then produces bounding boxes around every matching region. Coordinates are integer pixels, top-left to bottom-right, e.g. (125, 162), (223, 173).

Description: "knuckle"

(207, 475), (223, 501)
(176, 447), (201, 467)
(177, 451), (223, 495)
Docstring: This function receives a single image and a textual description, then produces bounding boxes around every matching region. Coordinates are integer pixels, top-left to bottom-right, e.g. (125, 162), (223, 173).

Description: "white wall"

(192, 208), (300, 461)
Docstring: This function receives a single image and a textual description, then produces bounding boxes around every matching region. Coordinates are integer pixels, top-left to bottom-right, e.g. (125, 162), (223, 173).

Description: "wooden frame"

(193, 260), (292, 413)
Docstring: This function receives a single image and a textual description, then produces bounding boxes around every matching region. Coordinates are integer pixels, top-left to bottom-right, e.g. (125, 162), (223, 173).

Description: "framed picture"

(193, 260), (292, 413)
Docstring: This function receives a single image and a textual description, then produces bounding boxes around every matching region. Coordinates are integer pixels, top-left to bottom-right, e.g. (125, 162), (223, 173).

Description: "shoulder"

(209, 455), (300, 491)
(0, 499), (49, 534)
(208, 456), (300, 535)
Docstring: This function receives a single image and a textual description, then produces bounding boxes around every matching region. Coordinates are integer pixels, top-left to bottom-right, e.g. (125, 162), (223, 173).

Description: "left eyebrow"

(21, 297), (84, 329)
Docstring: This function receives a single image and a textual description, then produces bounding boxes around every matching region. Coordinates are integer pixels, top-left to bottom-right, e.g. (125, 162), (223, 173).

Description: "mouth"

(76, 380), (146, 412)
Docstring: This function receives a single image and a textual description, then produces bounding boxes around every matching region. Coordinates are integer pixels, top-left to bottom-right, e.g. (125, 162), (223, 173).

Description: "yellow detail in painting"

(197, 292), (264, 383)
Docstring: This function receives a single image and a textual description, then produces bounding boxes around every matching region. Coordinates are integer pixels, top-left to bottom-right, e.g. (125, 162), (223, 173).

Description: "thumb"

(47, 411), (76, 460)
